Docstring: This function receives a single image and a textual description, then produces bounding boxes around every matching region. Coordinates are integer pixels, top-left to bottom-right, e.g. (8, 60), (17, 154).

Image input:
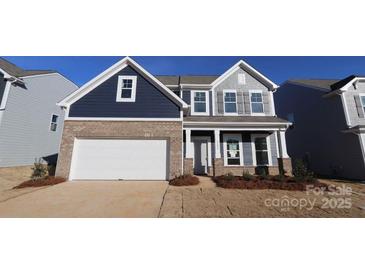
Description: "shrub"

(169, 174), (199, 186)
(242, 170), (255, 181)
(31, 158), (48, 180)
(222, 172), (235, 181)
(292, 159), (315, 180)
(272, 174), (286, 182)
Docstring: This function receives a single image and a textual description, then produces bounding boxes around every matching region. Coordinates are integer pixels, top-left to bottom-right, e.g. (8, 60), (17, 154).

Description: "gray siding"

(214, 67), (273, 116)
(276, 82), (365, 180)
(69, 65), (180, 118)
(0, 74), (78, 167)
(344, 82), (365, 126)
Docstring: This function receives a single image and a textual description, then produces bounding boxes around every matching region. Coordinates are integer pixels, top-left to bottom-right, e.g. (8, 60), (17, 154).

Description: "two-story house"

(0, 57), (78, 168)
(56, 57), (292, 181)
(276, 76), (365, 180)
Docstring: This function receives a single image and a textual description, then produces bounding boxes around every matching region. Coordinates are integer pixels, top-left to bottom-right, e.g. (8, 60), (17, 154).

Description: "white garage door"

(69, 139), (168, 180)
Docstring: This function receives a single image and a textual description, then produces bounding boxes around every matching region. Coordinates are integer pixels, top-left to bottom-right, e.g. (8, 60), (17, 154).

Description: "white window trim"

(249, 90), (265, 116)
(251, 134), (272, 166)
(223, 133), (244, 166)
(49, 114), (59, 132)
(223, 89), (238, 116)
(190, 90), (210, 116)
(116, 75), (137, 102)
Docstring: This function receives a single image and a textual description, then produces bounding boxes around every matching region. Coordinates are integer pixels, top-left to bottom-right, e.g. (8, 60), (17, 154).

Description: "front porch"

(183, 127), (292, 177)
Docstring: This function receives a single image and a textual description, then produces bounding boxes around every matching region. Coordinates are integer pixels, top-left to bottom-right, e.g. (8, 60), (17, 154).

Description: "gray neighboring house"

(55, 57), (292, 181)
(276, 76), (365, 180)
(0, 58), (78, 168)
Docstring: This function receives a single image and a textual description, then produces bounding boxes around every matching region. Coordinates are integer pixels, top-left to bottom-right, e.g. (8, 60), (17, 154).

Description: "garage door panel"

(70, 139), (167, 180)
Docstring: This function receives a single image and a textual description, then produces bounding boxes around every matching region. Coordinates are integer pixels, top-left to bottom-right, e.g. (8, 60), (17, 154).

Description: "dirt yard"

(159, 177), (365, 217)
(0, 166), (43, 202)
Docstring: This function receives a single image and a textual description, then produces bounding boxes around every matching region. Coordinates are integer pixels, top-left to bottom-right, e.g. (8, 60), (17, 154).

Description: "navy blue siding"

(182, 90), (191, 105)
(0, 73), (6, 106)
(69, 66), (180, 118)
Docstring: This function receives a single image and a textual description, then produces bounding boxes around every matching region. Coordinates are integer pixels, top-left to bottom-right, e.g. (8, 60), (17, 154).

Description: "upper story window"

(50, 114), (58, 132)
(224, 90), (237, 114)
(116, 75), (137, 102)
(250, 90), (264, 114)
(191, 90), (209, 115)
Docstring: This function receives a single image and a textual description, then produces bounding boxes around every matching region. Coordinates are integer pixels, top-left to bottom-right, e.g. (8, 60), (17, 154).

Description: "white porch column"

(277, 130), (289, 158)
(185, 129), (193, 158)
(214, 129), (221, 158)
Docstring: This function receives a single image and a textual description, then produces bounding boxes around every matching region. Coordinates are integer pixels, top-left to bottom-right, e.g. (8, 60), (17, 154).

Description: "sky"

(3, 56), (365, 87)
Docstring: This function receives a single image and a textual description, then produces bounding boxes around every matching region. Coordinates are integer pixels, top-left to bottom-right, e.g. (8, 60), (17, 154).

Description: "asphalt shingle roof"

(184, 116), (289, 124)
(157, 75), (219, 86)
(0, 57), (56, 77)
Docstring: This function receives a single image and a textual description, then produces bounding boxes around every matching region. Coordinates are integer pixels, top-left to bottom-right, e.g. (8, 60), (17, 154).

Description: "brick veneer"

(212, 158), (281, 176)
(183, 158), (194, 175)
(55, 121), (182, 180)
(278, 158), (292, 176)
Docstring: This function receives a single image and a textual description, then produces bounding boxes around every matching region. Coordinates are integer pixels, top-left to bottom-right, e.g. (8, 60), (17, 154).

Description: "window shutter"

(263, 93), (270, 115)
(217, 90), (224, 114)
(237, 91), (244, 114)
(354, 95), (364, 118)
(243, 92), (251, 114)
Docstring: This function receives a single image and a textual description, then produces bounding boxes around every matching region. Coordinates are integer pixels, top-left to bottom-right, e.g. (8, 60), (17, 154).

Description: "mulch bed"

(13, 176), (66, 189)
(169, 175), (200, 186)
(213, 175), (329, 191)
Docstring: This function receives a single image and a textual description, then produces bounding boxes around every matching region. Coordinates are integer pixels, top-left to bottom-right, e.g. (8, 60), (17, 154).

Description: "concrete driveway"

(0, 181), (168, 218)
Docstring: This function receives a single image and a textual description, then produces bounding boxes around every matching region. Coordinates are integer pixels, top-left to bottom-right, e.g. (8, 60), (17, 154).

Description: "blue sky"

(3, 56), (365, 87)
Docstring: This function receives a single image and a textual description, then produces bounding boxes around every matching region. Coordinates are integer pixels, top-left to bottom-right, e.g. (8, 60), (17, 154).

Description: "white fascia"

(58, 57), (188, 109)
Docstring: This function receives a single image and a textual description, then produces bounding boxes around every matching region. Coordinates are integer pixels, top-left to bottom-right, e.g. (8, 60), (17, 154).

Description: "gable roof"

(0, 57), (56, 78)
(58, 57), (188, 108)
(211, 60), (279, 90)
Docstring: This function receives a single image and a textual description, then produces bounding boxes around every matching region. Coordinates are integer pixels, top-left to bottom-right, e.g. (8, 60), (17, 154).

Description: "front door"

(193, 139), (208, 175)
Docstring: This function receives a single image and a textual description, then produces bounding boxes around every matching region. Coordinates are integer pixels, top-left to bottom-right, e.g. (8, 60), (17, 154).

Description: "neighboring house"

(0, 58), (78, 167)
(276, 76), (365, 180)
(56, 57), (292, 181)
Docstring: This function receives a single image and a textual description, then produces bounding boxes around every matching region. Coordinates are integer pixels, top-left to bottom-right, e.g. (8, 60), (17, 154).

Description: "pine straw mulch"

(13, 176), (66, 189)
(169, 175), (200, 186)
(213, 175), (329, 191)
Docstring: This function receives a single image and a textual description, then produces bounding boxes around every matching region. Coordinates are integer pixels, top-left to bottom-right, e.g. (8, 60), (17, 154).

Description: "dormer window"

(250, 90), (264, 114)
(191, 90), (209, 115)
(116, 75), (137, 102)
(224, 90), (237, 114)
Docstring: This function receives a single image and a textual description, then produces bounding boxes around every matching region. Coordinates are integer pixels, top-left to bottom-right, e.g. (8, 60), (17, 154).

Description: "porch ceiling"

(183, 116), (290, 130)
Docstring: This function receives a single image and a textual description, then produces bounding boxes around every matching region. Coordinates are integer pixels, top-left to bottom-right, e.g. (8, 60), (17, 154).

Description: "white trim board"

(58, 57), (188, 109)
(66, 117), (183, 122)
